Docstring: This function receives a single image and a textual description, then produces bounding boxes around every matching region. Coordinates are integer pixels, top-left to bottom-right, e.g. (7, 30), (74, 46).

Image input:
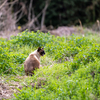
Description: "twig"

(28, 0), (36, 30)
(6, 0), (19, 15)
(78, 19), (84, 36)
(15, 2), (26, 23)
(32, 7), (39, 28)
(25, 10), (42, 29)
(4, 0), (18, 6)
(28, 0), (33, 23)
(14, 7), (23, 17)
(97, 20), (100, 31)
(16, 11), (24, 23)
(0, 0), (8, 9)
(78, 19), (82, 28)
(27, 0), (51, 30)
(41, 0), (50, 30)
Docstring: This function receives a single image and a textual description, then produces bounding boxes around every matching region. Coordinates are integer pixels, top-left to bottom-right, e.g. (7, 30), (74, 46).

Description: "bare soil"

(0, 76), (26, 100)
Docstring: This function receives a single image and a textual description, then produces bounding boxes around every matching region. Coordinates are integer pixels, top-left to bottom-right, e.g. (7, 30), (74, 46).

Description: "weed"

(0, 30), (100, 100)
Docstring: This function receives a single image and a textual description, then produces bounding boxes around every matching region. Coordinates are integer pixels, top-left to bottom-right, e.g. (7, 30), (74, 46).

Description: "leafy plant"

(0, 30), (100, 100)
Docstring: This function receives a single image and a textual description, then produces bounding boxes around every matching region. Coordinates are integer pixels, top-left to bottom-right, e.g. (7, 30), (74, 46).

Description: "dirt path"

(0, 76), (27, 100)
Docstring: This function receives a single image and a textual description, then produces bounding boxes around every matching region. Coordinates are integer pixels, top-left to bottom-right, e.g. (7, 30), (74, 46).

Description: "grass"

(0, 30), (100, 100)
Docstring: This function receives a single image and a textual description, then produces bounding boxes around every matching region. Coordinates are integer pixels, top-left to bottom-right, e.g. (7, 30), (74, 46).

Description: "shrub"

(1, 31), (100, 74)
(10, 30), (54, 47)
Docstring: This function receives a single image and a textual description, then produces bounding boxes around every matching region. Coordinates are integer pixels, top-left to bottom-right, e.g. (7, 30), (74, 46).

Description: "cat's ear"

(37, 47), (41, 52)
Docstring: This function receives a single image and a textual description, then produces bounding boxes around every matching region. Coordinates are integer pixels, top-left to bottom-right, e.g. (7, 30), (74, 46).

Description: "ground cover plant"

(0, 30), (100, 100)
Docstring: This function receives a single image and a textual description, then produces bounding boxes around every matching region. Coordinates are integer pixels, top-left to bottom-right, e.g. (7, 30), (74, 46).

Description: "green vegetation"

(0, 30), (100, 100)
